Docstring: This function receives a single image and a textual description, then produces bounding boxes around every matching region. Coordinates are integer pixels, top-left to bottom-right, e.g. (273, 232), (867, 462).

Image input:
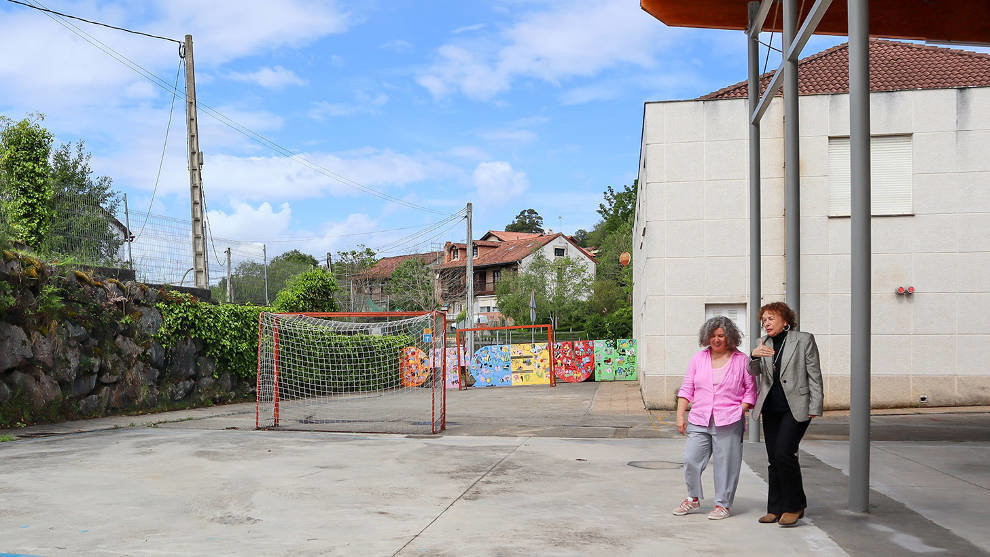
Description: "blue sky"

(0, 0), (880, 261)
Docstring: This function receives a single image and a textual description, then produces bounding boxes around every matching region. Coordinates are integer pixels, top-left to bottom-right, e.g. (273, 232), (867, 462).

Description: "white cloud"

(308, 91), (388, 120)
(380, 39), (413, 53)
(207, 201), (292, 242)
(193, 147), (458, 205)
(417, 0), (673, 101)
(472, 161), (528, 204)
(447, 146), (489, 160)
(227, 66), (307, 89)
(452, 23), (485, 34)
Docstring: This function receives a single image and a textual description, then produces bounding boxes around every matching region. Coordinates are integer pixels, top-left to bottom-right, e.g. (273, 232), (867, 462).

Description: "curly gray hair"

(697, 316), (742, 349)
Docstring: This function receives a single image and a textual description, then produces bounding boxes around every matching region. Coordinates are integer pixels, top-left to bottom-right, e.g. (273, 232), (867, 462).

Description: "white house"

(440, 231), (596, 326)
(633, 40), (990, 409)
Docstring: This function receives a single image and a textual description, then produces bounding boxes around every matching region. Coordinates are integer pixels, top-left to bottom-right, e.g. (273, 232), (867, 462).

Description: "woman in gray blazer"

(748, 302), (823, 527)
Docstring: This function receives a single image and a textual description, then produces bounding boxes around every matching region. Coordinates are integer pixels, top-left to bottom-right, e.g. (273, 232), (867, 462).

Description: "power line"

(133, 58), (183, 240)
(25, 0), (447, 216)
(5, 0), (181, 43)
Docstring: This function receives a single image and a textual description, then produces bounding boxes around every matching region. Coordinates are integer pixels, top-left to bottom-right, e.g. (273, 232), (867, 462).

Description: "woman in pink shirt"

(672, 316), (757, 520)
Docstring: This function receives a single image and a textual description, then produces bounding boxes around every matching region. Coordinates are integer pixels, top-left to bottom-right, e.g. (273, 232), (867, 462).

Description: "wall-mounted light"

(895, 285), (916, 296)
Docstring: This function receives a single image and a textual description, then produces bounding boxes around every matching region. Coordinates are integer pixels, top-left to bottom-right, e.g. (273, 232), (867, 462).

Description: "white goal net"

(256, 311), (446, 434)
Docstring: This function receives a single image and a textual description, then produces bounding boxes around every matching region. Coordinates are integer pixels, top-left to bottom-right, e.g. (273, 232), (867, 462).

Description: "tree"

(505, 209), (544, 233)
(572, 228), (590, 246)
(386, 258), (437, 311)
(45, 140), (123, 263)
(273, 267), (340, 312)
(0, 115), (54, 248)
(585, 180), (637, 248)
(495, 251), (592, 330)
(332, 245), (377, 277)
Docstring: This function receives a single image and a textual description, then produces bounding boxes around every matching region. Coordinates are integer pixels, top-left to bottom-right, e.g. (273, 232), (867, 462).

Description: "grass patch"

(0, 434), (15, 442)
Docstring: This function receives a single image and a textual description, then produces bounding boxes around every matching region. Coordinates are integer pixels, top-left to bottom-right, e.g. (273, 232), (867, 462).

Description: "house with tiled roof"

(439, 231), (595, 325)
(633, 39), (990, 410)
(352, 251), (442, 310)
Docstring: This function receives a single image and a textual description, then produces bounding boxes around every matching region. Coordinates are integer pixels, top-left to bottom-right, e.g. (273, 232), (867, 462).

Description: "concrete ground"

(1, 381), (988, 556)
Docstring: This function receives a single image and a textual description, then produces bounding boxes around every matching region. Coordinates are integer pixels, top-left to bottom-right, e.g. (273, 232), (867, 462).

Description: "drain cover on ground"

(627, 460), (682, 470)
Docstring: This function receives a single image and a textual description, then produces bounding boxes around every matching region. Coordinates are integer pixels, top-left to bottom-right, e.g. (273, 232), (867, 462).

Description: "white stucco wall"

(634, 87), (990, 409)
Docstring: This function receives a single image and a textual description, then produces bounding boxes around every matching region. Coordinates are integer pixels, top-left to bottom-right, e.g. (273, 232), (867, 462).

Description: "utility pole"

(465, 202), (474, 361)
(184, 34), (208, 289)
(225, 247), (232, 303)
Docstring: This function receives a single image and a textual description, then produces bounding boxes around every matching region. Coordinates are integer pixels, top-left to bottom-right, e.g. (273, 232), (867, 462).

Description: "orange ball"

(619, 252), (631, 266)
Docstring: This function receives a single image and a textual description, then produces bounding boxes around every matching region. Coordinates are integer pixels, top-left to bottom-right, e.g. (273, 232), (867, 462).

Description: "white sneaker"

(672, 498), (701, 516)
(707, 505), (730, 520)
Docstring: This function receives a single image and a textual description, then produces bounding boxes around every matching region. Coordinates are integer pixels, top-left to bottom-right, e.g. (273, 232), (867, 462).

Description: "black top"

(764, 330), (790, 413)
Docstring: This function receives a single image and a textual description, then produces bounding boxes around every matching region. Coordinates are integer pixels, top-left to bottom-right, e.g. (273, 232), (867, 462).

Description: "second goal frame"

(455, 323), (556, 389)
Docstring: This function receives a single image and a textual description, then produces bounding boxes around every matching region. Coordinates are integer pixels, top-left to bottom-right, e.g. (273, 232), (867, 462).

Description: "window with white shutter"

(828, 135), (913, 217)
(704, 303), (747, 346)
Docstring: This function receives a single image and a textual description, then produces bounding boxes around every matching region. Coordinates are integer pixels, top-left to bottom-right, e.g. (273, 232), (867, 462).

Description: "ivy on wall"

(156, 292), (266, 379)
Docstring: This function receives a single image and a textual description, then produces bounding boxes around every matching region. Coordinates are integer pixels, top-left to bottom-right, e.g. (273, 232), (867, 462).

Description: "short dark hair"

(758, 301), (798, 330)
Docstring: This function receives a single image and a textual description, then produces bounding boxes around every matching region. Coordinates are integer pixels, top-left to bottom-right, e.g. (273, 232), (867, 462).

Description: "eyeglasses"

(761, 315), (778, 325)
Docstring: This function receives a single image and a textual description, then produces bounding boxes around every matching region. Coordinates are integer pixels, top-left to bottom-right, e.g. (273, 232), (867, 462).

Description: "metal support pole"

(782, 0), (800, 316)
(183, 34), (208, 289)
(747, 1), (763, 443)
(263, 244), (269, 305)
(123, 193), (133, 269)
(465, 202), (474, 361)
(848, 0), (872, 513)
(225, 247), (232, 303)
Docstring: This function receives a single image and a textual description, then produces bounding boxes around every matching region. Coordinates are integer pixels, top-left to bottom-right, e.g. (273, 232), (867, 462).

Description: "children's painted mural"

(614, 338), (638, 381)
(553, 340), (595, 383)
(464, 338), (637, 388)
(510, 343), (551, 385)
(593, 340), (616, 381)
(469, 344), (512, 387)
(399, 347), (430, 387)
(430, 346), (468, 389)
(593, 339), (638, 382)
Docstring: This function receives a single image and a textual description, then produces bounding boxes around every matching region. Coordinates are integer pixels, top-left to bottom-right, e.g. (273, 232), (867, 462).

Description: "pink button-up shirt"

(677, 348), (757, 427)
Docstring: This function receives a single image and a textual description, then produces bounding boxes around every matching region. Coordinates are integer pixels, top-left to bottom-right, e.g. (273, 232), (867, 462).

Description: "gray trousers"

(683, 417), (745, 508)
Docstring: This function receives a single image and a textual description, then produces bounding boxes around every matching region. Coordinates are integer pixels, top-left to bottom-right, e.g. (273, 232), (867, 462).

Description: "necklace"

(772, 334), (786, 368)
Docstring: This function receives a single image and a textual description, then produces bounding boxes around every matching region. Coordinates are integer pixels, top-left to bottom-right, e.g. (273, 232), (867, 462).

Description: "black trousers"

(762, 410), (811, 514)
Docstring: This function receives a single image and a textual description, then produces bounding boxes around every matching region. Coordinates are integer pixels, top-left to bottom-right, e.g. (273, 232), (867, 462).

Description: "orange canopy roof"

(640, 0), (990, 45)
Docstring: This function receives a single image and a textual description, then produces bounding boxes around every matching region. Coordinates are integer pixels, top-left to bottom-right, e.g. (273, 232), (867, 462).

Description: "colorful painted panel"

(510, 343), (551, 385)
(613, 338), (638, 381)
(593, 339), (616, 381)
(553, 341), (594, 383)
(572, 340), (596, 382)
(429, 347), (468, 389)
(470, 344), (512, 387)
(400, 347), (430, 387)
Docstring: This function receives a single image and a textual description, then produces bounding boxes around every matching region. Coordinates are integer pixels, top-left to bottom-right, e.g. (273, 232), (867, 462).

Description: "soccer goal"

(256, 311), (446, 434)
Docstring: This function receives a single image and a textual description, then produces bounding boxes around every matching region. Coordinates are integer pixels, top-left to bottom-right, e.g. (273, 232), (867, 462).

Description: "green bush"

(273, 267), (339, 313)
(156, 292), (267, 379)
(277, 329), (415, 393)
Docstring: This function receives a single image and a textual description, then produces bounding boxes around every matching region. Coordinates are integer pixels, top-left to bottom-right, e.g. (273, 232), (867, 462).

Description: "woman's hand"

(676, 413), (687, 435)
(751, 338), (774, 358)
(741, 403), (752, 412)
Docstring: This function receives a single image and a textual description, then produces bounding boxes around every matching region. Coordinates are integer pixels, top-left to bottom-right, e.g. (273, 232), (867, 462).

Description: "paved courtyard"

(1, 382), (988, 556)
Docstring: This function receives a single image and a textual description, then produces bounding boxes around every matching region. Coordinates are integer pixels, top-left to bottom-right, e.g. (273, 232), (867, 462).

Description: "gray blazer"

(746, 330), (824, 422)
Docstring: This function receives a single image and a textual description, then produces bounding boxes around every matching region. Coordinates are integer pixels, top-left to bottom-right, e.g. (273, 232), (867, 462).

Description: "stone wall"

(0, 251), (250, 427)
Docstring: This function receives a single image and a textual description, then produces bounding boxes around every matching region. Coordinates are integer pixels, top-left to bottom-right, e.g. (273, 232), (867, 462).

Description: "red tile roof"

(481, 230), (544, 242)
(357, 252), (441, 279)
(699, 39), (990, 100)
(439, 233), (596, 270)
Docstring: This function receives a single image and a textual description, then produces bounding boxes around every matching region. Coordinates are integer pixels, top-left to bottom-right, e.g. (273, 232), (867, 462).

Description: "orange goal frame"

(255, 310), (447, 431)
(455, 323), (556, 390)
